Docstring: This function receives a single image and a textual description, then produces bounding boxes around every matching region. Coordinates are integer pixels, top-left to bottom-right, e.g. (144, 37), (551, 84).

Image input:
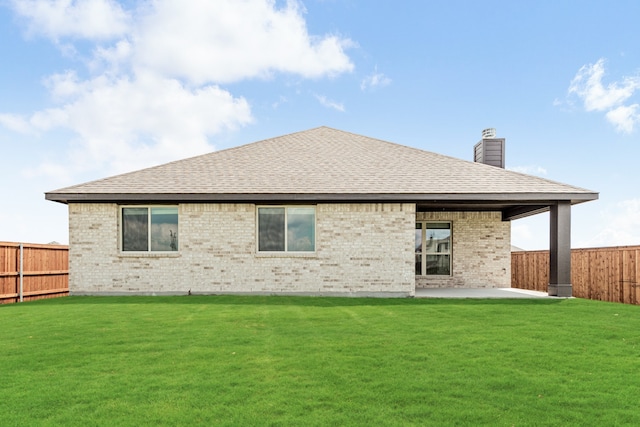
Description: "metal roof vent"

(482, 128), (496, 139)
(474, 128), (505, 168)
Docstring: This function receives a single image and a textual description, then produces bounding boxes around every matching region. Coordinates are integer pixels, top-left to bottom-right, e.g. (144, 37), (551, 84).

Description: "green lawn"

(2, 296), (639, 426)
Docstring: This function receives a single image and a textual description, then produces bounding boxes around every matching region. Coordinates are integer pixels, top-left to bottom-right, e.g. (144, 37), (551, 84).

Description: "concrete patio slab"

(414, 288), (560, 299)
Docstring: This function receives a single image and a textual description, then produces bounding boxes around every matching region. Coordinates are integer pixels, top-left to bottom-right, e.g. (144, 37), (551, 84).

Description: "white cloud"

(567, 58), (640, 133)
(30, 71), (253, 173)
(580, 199), (640, 248)
(511, 213), (550, 251)
(0, 113), (33, 134)
(132, 0), (354, 85)
(22, 161), (73, 184)
(2, 0), (355, 177)
(272, 95), (288, 109)
(568, 59), (639, 112)
(605, 104), (640, 134)
(314, 94), (345, 112)
(507, 165), (548, 176)
(511, 222), (533, 242)
(360, 67), (391, 91)
(10, 0), (131, 40)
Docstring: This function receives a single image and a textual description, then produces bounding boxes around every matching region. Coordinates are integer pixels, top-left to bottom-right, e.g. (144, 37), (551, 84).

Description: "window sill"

(256, 252), (317, 258)
(119, 252), (181, 258)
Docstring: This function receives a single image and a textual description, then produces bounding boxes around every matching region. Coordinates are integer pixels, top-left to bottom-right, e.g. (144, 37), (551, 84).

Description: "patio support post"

(548, 201), (572, 297)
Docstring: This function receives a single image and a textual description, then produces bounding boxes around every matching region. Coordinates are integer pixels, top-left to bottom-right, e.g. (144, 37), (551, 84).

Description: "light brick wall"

(68, 203), (416, 296)
(415, 211), (511, 288)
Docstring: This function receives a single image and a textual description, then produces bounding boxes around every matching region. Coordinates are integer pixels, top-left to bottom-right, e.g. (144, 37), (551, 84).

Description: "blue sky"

(1, 0), (639, 250)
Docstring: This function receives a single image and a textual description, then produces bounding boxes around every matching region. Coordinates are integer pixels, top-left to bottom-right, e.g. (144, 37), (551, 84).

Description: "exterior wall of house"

(415, 211), (511, 288)
(68, 202), (416, 297)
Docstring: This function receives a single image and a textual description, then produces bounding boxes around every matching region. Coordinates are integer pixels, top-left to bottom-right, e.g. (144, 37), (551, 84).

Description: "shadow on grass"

(15, 294), (566, 308)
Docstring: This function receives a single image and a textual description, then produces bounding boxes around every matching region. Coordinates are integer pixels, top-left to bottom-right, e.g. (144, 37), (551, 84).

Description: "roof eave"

(45, 191), (599, 205)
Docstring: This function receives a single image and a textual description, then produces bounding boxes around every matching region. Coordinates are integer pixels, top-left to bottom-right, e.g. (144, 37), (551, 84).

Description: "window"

(415, 222), (451, 275)
(258, 207), (315, 252)
(121, 207), (178, 252)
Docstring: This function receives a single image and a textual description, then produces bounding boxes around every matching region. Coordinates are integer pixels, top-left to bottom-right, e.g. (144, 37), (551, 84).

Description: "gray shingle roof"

(46, 126), (597, 208)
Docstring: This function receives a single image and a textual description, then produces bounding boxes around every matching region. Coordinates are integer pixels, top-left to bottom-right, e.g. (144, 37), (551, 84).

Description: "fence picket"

(512, 245), (640, 305)
(0, 242), (68, 304)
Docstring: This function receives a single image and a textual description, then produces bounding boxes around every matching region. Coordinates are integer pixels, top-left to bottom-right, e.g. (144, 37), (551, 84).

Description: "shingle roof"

(46, 127), (597, 209)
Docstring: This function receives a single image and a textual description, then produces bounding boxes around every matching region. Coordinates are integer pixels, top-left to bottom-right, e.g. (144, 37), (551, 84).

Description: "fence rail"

(512, 245), (640, 305)
(0, 242), (69, 304)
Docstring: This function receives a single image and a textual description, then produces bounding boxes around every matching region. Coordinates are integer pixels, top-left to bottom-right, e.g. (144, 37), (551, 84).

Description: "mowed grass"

(2, 296), (640, 426)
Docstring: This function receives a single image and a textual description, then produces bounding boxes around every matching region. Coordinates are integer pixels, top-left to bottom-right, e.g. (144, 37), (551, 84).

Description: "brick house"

(46, 127), (597, 297)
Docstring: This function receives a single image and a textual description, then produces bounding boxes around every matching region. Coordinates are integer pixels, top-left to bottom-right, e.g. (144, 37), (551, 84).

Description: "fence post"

(19, 243), (24, 302)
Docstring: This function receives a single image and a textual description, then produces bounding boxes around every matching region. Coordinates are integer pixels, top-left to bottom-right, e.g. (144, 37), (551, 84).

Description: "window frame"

(119, 205), (180, 253)
(415, 221), (452, 276)
(256, 205), (317, 254)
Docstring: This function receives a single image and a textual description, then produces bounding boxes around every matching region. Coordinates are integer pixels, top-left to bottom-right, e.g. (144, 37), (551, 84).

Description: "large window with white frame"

(415, 222), (451, 275)
(257, 206), (315, 252)
(121, 206), (179, 252)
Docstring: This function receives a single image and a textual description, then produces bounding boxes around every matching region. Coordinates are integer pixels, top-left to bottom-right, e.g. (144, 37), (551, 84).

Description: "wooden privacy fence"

(512, 245), (640, 305)
(0, 242), (69, 304)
